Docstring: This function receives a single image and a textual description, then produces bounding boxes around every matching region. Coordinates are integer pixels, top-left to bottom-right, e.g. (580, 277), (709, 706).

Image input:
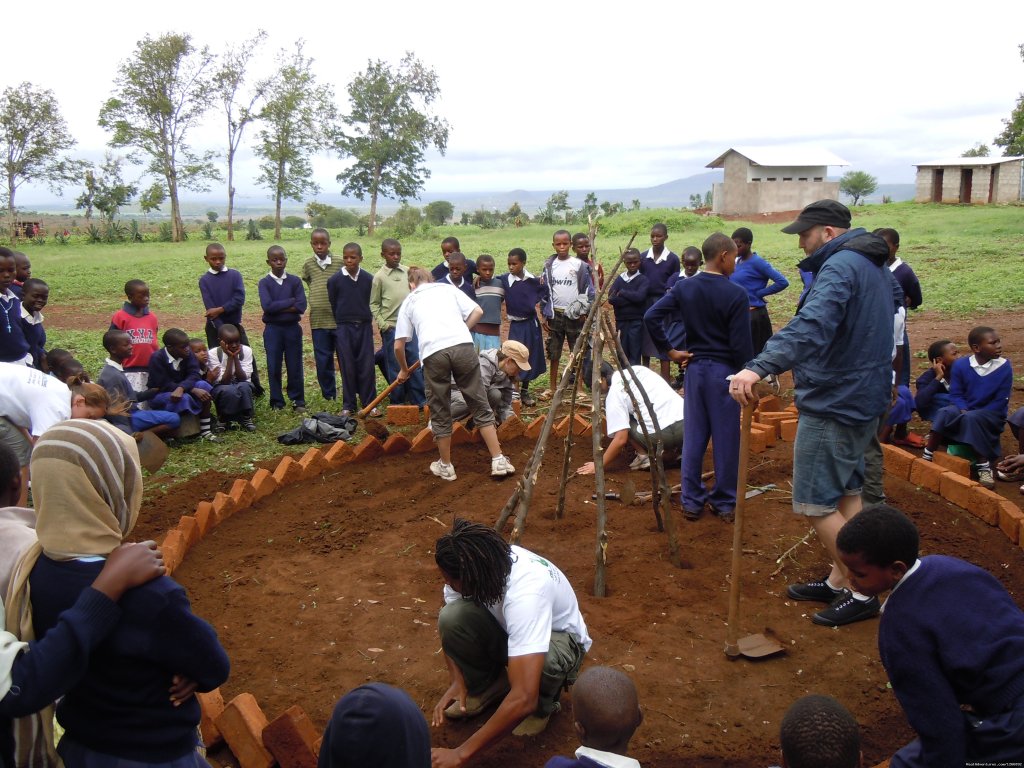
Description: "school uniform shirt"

(545, 747), (642, 768)
(0, 290), (30, 365)
(949, 355), (1012, 416)
(19, 305), (45, 368)
(258, 272), (306, 325)
(395, 283), (480, 361)
(0, 363), (70, 436)
(370, 264), (410, 332)
(301, 254), (342, 330)
(502, 271), (547, 319)
(147, 348), (202, 392)
(326, 268), (374, 323)
(889, 257), (923, 309)
(198, 267), (246, 327)
(604, 367), (684, 437)
(607, 272), (649, 322)
(730, 253), (789, 308)
(440, 273), (477, 302)
(110, 305), (160, 370)
(443, 545), (592, 657)
(431, 258), (477, 281)
(639, 249), (680, 299)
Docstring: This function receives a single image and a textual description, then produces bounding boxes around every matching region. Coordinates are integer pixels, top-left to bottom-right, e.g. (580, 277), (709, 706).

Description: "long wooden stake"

(555, 352), (584, 519)
(591, 312), (609, 597)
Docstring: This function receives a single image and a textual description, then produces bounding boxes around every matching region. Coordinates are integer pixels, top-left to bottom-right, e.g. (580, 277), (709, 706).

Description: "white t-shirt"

(0, 363), (72, 436)
(605, 367), (685, 436)
(395, 283), (480, 361)
(443, 545), (592, 657)
(211, 345), (255, 382)
(549, 258), (580, 310)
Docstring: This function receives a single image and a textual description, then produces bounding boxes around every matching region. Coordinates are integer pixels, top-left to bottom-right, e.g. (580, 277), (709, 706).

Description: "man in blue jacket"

(728, 200), (892, 628)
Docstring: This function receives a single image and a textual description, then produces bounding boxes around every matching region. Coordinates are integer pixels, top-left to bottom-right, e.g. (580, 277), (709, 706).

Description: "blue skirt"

(58, 736), (210, 768)
(933, 405), (1006, 459)
(886, 386), (915, 425)
(508, 318), (545, 382)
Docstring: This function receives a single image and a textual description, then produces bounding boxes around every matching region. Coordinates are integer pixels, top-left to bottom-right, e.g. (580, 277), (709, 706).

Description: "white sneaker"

(430, 460), (457, 481)
(629, 454), (651, 470)
(491, 455), (515, 477)
(976, 466), (995, 489)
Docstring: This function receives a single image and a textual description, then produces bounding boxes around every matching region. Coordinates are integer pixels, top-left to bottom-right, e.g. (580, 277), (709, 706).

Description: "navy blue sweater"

(639, 249), (680, 299)
(258, 273), (307, 326)
(326, 268), (373, 323)
(0, 292), (29, 363)
(431, 258), (477, 281)
(501, 273), (548, 318)
(198, 268), (245, 327)
(879, 555), (1024, 768)
(644, 272), (753, 369)
(607, 273), (649, 323)
(29, 556), (229, 762)
(147, 348), (202, 392)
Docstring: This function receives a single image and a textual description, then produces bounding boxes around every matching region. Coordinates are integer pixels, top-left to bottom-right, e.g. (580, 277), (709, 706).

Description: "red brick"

(250, 468), (279, 501)
(385, 404), (420, 426)
(383, 433), (412, 455)
(932, 451), (971, 478)
(784, 405), (799, 415)
(273, 455), (303, 486)
(967, 486), (1004, 526)
(262, 705), (319, 768)
(229, 478), (256, 510)
(939, 472), (977, 510)
(497, 414), (526, 441)
(757, 411), (790, 438)
(161, 529), (184, 574)
(298, 447), (326, 478)
(177, 516), (200, 549)
(216, 693), (274, 768)
(524, 416), (546, 440)
(748, 427), (767, 453)
(553, 414), (572, 437)
(881, 444), (916, 481)
(572, 413), (592, 436)
(194, 501), (216, 537)
(422, 405), (429, 421)
(750, 421), (776, 447)
(909, 458), (945, 493)
(757, 395), (783, 414)
(211, 492), (236, 523)
(512, 399), (522, 417)
(999, 499), (1024, 541)
(323, 440), (354, 467)
(779, 418), (798, 442)
(450, 422), (473, 445)
(197, 689), (226, 747)
(352, 435), (384, 462)
(410, 427), (436, 453)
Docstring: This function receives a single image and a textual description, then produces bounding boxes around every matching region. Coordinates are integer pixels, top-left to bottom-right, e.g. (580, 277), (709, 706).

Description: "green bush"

(127, 220), (143, 243)
(202, 222), (215, 240)
(86, 224), (103, 243)
(157, 222), (174, 242)
(596, 208), (721, 237)
(245, 219), (263, 240)
(281, 215), (306, 229)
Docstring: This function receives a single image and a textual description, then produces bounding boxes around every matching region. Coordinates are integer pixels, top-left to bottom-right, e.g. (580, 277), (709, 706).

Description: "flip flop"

(997, 468), (1024, 483)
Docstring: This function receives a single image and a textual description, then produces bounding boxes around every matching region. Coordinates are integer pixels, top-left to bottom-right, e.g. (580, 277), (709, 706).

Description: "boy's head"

(571, 666), (642, 755)
(311, 228), (332, 258)
(446, 252), (467, 281)
(967, 326), (1001, 362)
(21, 278), (49, 313)
(552, 230), (572, 258)
(731, 227), (753, 259)
(623, 248), (642, 275)
(507, 248), (527, 276)
(342, 242), (363, 274)
(476, 254), (495, 281)
(572, 233), (591, 260)
(124, 279), (150, 310)
(0, 442), (21, 507)
(381, 238), (402, 269)
(682, 246), (703, 277)
(13, 251), (30, 282)
(836, 505), (919, 598)
(701, 232), (738, 276)
(441, 236), (460, 259)
(102, 329), (134, 363)
(873, 227), (900, 262)
(780, 694), (861, 768)
(163, 328), (191, 359)
(0, 247), (15, 291)
(204, 243), (227, 272)
(266, 245), (287, 275)
(650, 223), (668, 249)
(188, 338), (209, 366)
(218, 323), (241, 353)
(927, 339), (959, 367)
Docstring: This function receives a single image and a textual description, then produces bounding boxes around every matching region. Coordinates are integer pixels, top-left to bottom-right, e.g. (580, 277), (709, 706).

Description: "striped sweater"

(301, 255), (342, 330)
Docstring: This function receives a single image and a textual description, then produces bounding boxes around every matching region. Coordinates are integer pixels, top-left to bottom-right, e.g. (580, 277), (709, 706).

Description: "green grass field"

(14, 201), (1024, 488)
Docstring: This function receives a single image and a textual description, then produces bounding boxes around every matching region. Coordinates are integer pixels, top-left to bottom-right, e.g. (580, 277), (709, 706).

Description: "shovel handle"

(357, 360), (422, 418)
(725, 401), (755, 657)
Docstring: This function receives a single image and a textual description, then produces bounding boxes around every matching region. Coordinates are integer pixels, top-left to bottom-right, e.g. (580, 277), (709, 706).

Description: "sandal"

(997, 468), (1024, 483)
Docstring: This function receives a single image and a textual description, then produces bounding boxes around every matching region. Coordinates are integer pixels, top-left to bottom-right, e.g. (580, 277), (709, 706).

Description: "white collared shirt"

(20, 306), (44, 325)
(268, 271), (287, 286)
(104, 358), (124, 371)
(207, 267), (223, 275)
(888, 257), (903, 272)
(574, 746), (642, 768)
(645, 248), (667, 265)
(880, 558), (922, 613)
(394, 283), (480, 360)
(969, 354), (1007, 377)
(166, 348), (182, 371)
(620, 271), (640, 283)
(316, 254), (332, 269)
(507, 270), (536, 284)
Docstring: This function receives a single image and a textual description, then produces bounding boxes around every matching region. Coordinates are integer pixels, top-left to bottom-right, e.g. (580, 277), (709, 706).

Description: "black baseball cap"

(781, 199), (852, 234)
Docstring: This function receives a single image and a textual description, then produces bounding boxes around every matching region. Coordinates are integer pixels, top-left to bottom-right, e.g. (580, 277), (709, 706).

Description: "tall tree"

(75, 153), (137, 222)
(839, 170), (878, 206)
(99, 33), (220, 242)
(994, 43), (1024, 156)
(0, 82), (85, 233)
(214, 30), (270, 241)
(336, 52), (450, 235)
(424, 199), (453, 225)
(255, 41), (337, 240)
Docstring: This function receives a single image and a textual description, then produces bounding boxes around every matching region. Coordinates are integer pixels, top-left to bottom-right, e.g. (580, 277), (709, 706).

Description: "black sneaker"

(812, 591), (880, 627)
(787, 578), (842, 603)
(241, 417), (257, 432)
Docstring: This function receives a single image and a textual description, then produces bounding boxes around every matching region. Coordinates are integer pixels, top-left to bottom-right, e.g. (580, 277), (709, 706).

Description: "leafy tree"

(245, 218), (262, 240)
(99, 33), (220, 242)
(256, 41), (337, 240)
(138, 182), (166, 222)
(424, 200), (454, 225)
(688, 193), (703, 209)
(631, 199), (641, 211)
(0, 82), (85, 232)
(994, 43), (1024, 156)
(506, 201), (527, 227)
(206, 210), (218, 223)
(838, 170), (878, 206)
(336, 52), (450, 235)
(76, 153), (137, 223)
(581, 192), (598, 219)
(386, 203), (422, 237)
(962, 143), (990, 157)
(704, 190), (713, 207)
(546, 190), (570, 223)
(305, 201), (358, 228)
(281, 215), (306, 229)
(214, 30), (270, 241)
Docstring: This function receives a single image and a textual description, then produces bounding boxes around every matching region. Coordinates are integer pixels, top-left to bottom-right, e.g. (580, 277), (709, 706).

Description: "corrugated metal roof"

(706, 146), (850, 169)
(914, 156), (1024, 168)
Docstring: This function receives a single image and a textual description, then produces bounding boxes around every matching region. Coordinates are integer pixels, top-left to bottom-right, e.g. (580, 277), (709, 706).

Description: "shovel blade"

(136, 431), (169, 473)
(736, 633), (786, 658)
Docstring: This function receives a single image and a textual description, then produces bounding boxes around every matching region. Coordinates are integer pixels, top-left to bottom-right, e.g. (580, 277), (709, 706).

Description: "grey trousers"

(438, 598), (586, 716)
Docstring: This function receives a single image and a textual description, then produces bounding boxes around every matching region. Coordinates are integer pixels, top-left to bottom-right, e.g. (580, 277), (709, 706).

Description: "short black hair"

(572, 232), (589, 245)
(780, 694), (860, 768)
(476, 253), (495, 266)
(0, 442), (20, 491)
(682, 246), (703, 262)
(968, 326), (996, 348)
(651, 222), (668, 236)
(446, 251), (466, 266)
(873, 227), (900, 247)
(22, 277), (48, 293)
(381, 238), (400, 252)
(927, 339), (954, 361)
(124, 279), (147, 296)
(731, 227), (753, 244)
(102, 328), (131, 353)
(342, 242), (362, 256)
(836, 505), (919, 567)
(622, 248), (642, 261)
(507, 248), (527, 263)
(434, 518), (512, 608)
(205, 242), (225, 256)
(218, 323), (240, 341)
(163, 328), (189, 347)
(702, 232), (735, 262)
(0, 247), (14, 262)
(311, 227), (331, 241)
(553, 229), (571, 240)
(266, 244), (286, 258)
(441, 236), (460, 250)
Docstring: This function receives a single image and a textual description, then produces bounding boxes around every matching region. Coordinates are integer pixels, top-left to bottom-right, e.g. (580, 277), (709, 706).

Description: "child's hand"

(205, 307), (224, 319)
(171, 386), (185, 402)
(932, 361), (946, 380)
(191, 387), (212, 402)
(91, 541), (165, 601)
(169, 675), (198, 707)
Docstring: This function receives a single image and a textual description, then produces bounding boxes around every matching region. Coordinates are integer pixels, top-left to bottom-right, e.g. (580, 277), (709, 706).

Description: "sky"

(5, 0), (1024, 208)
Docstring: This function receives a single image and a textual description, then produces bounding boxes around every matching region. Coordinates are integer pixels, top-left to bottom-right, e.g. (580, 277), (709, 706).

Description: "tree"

(838, 170), (878, 206)
(424, 200), (454, 225)
(336, 52), (450, 235)
(0, 82), (85, 233)
(206, 210), (218, 223)
(631, 199), (641, 211)
(99, 33), (220, 242)
(581, 192), (598, 219)
(214, 30), (270, 241)
(138, 182), (166, 222)
(546, 190), (570, 223)
(993, 43), (1024, 156)
(256, 41), (337, 240)
(962, 143), (990, 157)
(386, 203), (422, 237)
(75, 153), (137, 223)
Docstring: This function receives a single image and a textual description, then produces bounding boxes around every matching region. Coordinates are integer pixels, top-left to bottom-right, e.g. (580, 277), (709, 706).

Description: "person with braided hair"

(430, 519), (591, 767)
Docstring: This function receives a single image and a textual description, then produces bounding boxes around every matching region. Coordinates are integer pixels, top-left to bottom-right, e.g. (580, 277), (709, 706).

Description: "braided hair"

(435, 518), (513, 608)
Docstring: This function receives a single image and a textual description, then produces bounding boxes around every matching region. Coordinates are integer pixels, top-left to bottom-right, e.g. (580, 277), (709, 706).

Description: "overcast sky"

(6, 0), (1024, 206)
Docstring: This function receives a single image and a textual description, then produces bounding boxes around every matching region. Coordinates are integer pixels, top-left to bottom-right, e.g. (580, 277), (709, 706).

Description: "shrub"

(202, 222), (215, 240)
(596, 209), (720, 236)
(127, 220), (143, 243)
(245, 219), (263, 240)
(157, 222), (174, 242)
(86, 224), (103, 243)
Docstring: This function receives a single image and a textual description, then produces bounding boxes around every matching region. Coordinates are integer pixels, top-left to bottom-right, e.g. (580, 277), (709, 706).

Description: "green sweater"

(301, 255), (342, 329)
(370, 264), (410, 332)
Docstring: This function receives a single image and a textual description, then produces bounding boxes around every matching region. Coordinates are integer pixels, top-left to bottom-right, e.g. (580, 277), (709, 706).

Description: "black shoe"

(292, 404), (307, 414)
(716, 510), (735, 523)
(812, 591), (881, 627)
(241, 417), (257, 432)
(213, 421), (228, 434)
(683, 507), (702, 521)
(787, 578), (842, 603)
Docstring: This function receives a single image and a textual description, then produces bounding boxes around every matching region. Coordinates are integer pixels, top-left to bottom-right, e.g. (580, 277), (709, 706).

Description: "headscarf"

(318, 683), (430, 768)
(3, 419), (142, 767)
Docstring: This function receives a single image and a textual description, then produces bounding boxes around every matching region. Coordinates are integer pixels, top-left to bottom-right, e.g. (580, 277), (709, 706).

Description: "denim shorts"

(792, 413), (877, 517)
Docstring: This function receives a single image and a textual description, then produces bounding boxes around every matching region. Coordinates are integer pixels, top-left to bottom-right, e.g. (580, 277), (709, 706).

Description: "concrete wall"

(914, 161), (1023, 204)
(712, 151), (838, 215)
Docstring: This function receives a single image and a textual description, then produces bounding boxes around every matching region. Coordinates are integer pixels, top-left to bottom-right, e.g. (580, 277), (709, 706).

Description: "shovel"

(725, 401), (785, 660)
(136, 431), (170, 473)
(591, 480), (636, 504)
(353, 360), (423, 441)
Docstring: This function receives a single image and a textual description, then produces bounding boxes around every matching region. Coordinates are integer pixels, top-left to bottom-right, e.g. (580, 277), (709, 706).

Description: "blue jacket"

(540, 255), (595, 318)
(746, 228), (892, 424)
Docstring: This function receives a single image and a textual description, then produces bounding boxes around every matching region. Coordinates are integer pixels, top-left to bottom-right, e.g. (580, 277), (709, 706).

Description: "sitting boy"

(913, 339), (959, 422)
(97, 330), (180, 440)
(836, 505), (1024, 768)
(779, 694), (861, 768)
(544, 666), (643, 768)
(147, 328), (221, 442)
(208, 323), (257, 432)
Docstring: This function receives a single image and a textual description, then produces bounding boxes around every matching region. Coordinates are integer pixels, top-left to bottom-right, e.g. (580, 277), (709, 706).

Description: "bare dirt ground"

(133, 309), (1024, 767)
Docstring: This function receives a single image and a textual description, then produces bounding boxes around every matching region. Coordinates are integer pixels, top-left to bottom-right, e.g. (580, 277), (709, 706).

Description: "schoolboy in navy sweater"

(326, 243), (376, 416)
(19, 278), (48, 370)
(258, 245), (307, 412)
(0, 249), (31, 365)
(645, 232), (752, 520)
(837, 505), (1024, 768)
(639, 223), (680, 382)
(431, 236), (477, 281)
(439, 251), (477, 301)
(147, 328), (220, 441)
(607, 249), (649, 366)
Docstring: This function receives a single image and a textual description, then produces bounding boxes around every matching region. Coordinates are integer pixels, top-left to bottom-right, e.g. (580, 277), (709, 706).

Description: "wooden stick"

(590, 263), (609, 597)
(725, 402), (754, 657)
(555, 351), (584, 519)
(357, 360), (422, 418)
